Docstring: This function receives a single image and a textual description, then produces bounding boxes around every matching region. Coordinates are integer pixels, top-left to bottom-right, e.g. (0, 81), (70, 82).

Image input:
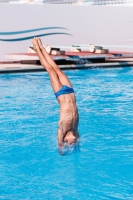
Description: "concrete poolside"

(1, 50), (133, 73)
(1, 62), (133, 74)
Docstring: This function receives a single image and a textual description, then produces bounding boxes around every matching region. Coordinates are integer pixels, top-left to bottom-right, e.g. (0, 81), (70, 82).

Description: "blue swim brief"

(55, 85), (74, 98)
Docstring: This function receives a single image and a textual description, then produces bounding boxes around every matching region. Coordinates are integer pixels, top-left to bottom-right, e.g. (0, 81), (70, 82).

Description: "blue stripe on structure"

(0, 32), (72, 42)
(0, 27), (68, 35)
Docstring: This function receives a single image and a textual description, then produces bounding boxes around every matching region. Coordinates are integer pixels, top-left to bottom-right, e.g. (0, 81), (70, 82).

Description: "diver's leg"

(37, 38), (73, 87)
(32, 38), (62, 93)
(51, 65), (73, 88)
(48, 67), (62, 93)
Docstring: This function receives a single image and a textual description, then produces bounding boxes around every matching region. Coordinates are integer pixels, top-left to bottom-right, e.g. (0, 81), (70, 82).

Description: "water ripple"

(0, 69), (133, 199)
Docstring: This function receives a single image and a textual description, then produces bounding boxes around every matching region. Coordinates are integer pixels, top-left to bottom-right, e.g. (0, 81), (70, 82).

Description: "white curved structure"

(0, 4), (133, 61)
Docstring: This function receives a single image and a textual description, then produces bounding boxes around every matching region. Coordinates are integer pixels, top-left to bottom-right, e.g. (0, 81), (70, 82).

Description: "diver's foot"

(37, 38), (43, 49)
(32, 37), (40, 52)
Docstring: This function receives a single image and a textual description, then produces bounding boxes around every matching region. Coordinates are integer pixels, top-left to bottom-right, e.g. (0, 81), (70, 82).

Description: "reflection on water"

(0, 68), (133, 199)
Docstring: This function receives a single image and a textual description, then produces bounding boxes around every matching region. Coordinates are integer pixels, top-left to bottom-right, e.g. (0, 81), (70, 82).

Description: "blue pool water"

(0, 67), (133, 200)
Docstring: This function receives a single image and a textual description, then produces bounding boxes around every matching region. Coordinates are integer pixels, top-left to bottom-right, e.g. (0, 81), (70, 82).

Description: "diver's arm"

(58, 128), (64, 148)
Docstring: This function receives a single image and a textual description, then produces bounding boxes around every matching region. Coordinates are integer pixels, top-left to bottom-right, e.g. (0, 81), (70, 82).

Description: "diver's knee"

(55, 67), (63, 77)
(48, 67), (56, 75)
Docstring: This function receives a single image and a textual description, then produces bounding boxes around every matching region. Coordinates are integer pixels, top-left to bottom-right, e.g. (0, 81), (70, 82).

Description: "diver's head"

(63, 131), (76, 145)
(58, 132), (80, 156)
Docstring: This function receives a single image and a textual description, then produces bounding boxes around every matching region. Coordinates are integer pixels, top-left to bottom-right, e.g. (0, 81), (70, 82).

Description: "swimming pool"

(0, 67), (133, 199)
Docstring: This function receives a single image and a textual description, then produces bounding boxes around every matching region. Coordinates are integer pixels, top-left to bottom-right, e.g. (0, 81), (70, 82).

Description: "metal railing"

(42, 0), (77, 4)
(83, 0), (133, 5)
